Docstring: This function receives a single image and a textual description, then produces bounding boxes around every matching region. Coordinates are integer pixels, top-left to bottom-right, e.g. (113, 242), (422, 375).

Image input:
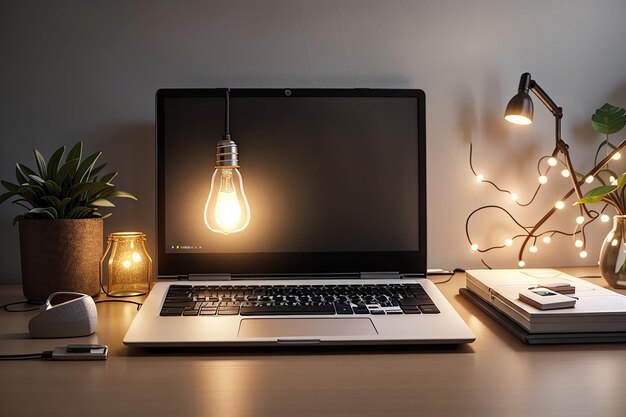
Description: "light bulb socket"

(215, 136), (239, 168)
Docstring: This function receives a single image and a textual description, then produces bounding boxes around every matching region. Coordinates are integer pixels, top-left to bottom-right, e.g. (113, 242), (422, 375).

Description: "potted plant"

(576, 103), (626, 288)
(0, 142), (136, 301)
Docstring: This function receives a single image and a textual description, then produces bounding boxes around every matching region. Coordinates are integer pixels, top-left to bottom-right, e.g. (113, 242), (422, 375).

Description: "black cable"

(428, 268), (465, 285)
(0, 352), (45, 360)
(1, 300), (42, 312)
(225, 88), (230, 135)
(95, 299), (142, 310)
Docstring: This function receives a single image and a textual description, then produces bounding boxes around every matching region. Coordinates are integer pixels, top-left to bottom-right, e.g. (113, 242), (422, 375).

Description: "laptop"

(123, 88), (475, 347)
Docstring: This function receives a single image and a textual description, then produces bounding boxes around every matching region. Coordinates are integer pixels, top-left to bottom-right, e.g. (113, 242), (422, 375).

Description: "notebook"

(123, 88), (475, 347)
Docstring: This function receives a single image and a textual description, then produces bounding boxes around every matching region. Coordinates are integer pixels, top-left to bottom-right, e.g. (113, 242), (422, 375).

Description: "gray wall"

(2, 0), (626, 283)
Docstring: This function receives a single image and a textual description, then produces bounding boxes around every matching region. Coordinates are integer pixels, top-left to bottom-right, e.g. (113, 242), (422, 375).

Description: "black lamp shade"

(505, 91), (534, 125)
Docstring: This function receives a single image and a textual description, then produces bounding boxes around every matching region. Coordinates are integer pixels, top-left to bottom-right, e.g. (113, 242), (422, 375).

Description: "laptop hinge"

(184, 273), (232, 281)
(359, 271), (401, 280)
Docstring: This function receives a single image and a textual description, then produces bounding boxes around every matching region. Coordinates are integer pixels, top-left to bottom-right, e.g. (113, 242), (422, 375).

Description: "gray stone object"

(29, 292), (98, 338)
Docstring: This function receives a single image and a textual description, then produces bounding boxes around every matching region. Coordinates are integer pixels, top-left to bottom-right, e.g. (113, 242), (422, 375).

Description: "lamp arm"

(529, 80), (560, 117)
(517, 137), (626, 261)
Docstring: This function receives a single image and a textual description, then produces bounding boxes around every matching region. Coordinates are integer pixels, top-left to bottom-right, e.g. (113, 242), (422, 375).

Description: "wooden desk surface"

(2, 268), (626, 417)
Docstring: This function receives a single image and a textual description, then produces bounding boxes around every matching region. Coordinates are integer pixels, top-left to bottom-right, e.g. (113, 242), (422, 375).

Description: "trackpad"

(238, 318), (378, 338)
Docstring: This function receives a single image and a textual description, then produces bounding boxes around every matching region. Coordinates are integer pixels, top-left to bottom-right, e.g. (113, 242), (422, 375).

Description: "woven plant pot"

(19, 218), (103, 302)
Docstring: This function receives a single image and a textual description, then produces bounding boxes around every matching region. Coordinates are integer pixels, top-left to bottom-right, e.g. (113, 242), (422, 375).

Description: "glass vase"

(599, 215), (626, 289)
(100, 232), (152, 296)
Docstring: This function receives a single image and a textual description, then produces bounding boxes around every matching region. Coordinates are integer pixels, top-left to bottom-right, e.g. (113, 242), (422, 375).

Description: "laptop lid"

(156, 88), (426, 278)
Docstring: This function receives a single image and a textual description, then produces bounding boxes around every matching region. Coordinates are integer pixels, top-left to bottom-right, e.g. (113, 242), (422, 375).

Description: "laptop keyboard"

(159, 283), (440, 317)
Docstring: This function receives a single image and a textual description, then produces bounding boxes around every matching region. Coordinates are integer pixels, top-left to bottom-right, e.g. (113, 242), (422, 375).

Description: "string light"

(555, 201), (565, 209)
(470, 243), (479, 251)
(612, 152), (621, 161)
(561, 169), (570, 177)
(574, 239), (583, 248)
(476, 174), (484, 183)
(518, 260), (526, 267)
(510, 193), (519, 202)
(610, 176), (616, 183)
(601, 214), (610, 223)
(504, 238), (513, 247)
(579, 250), (588, 258)
(585, 176), (594, 184)
(529, 245), (538, 253)
(542, 236), (551, 244)
(538, 175), (548, 184)
(576, 216), (585, 225)
(547, 157), (557, 166)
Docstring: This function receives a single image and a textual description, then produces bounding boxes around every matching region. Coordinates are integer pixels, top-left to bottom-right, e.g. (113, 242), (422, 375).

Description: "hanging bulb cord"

(224, 88), (230, 139)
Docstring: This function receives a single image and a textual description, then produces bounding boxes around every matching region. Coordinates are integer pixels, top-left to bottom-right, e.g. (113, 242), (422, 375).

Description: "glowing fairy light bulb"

(555, 201), (565, 210)
(561, 169), (570, 178)
(542, 236), (551, 244)
(547, 157), (557, 167)
(504, 238), (513, 247)
(529, 245), (538, 253)
(575, 239), (583, 248)
(476, 174), (484, 183)
(579, 251), (588, 258)
(610, 176), (616, 184)
(122, 260), (131, 269)
(510, 193), (519, 202)
(576, 216), (585, 225)
(612, 152), (621, 161)
(585, 176), (594, 184)
(470, 243), (479, 252)
(612, 239), (619, 247)
(518, 260), (526, 268)
(132, 252), (142, 263)
(538, 175), (548, 184)
(601, 214), (610, 223)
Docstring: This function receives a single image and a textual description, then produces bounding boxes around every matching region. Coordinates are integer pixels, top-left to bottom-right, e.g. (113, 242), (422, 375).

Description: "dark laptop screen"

(157, 89), (426, 276)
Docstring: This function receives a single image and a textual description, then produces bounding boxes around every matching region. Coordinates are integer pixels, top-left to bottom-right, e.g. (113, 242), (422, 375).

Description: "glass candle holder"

(100, 232), (152, 297)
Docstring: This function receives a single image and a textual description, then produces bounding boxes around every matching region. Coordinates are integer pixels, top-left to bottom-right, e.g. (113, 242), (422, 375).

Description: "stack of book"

(461, 269), (626, 344)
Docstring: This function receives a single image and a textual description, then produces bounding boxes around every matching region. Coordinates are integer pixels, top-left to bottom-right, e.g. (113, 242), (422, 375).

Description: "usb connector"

(45, 344), (108, 361)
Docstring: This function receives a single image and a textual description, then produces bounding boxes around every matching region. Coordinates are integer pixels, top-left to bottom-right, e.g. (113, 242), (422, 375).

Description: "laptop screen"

(157, 89), (426, 276)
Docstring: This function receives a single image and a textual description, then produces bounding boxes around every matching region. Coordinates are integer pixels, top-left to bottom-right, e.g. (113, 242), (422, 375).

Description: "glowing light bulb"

(576, 216), (585, 225)
(122, 260), (131, 269)
(470, 244), (479, 252)
(575, 239), (583, 248)
(476, 174), (484, 183)
(547, 157), (557, 167)
(585, 176), (594, 184)
(601, 214), (610, 223)
(204, 168), (251, 235)
(132, 252), (142, 263)
(504, 238), (513, 247)
(510, 193), (519, 202)
(612, 152), (621, 161)
(610, 176), (616, 184)
(529, 245), (538, 253)
(579, 251), (588, 259)
(561, 169), (570, 178)
(555, 201), (565, 210)
(518, 260), (526, 268)
(542, 236), (551, 244)
(538, 175), (548, 184)
(612, 239), (619, 247)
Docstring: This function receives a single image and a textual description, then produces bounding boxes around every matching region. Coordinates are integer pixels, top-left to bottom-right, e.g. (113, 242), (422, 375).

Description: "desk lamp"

(203, 89), (251, 234)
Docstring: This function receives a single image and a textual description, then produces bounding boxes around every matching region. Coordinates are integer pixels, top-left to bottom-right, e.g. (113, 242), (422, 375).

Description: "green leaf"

(75, 151), (102, 183)
(1, 180), (20, 193)
(28, 207), (58, 219)
(43, 180), (63, 196)
(46, 146), (66, 180)
(69, 182), (113, 199)
(99, 172), (118, 184)
(56, 158), (79, 185)
(41, 196), (62, 208)
(66, 142), (83, 164)
(28, 174), (45, 185)
(88, 163), (107, 180)
(66, 206), (94, 219)
(0, 192), (15, 205)
(15, 164), (36, 185)
(591, 103), (626, 135)
(105, 190), (137, 200)
(618, 173), (626, 188)
(91, 198), (115, 207)
(575, 185), (618, 205)
(34, 149), (47, 179)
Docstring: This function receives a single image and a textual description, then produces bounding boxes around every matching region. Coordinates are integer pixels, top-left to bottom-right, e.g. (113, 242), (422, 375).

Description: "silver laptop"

(123, 88), (475, 347)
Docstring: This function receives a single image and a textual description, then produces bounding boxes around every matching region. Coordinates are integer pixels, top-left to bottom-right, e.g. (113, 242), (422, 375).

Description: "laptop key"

(160, 307), (184, 316)
(240, 305), (335, 316)
(419, 305), (440, 314)
(183, 309), (199, 316)
(334, 302), (353, 314)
